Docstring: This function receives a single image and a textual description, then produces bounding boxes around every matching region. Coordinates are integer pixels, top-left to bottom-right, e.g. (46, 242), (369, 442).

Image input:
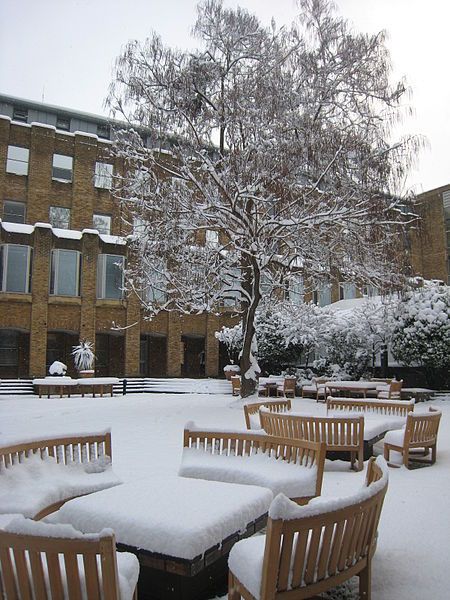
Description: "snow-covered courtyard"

(1, 385), (449, 599)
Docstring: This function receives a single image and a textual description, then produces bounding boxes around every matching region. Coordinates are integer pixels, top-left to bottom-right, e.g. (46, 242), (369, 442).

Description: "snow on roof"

(99, 234), (127, 246)
(53, 228), (83, 240)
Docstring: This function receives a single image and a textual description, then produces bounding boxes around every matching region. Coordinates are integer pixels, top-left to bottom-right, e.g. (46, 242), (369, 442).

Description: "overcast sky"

(1, 0), (448, 193)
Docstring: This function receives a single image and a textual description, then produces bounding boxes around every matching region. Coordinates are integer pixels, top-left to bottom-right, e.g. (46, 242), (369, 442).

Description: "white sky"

(0, 0), (448, 193)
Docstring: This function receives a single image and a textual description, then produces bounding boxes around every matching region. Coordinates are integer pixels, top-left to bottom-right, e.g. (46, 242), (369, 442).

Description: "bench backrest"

(327, 396), (414, 417)
(243, 399), (291, 429)
(0, 432), (112, 472)
(0, 528), (123, 599)
(258, 457), (388, 599)
(183, 427), (326, 499)
(259, 410), (364, 450)
(405, 410), (442, 448)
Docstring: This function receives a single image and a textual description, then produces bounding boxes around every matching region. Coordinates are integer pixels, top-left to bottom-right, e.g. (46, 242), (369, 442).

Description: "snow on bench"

(0, 431), (121, 519)
(179, 423), (326, 504)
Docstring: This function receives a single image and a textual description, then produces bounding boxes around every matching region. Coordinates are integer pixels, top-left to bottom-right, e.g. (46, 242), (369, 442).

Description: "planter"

(224, 365), (240, 381)
(79, 370), (95, 379)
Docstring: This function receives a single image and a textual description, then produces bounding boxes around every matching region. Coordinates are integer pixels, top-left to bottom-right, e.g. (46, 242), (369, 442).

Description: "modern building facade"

(0, 94), (447, 379)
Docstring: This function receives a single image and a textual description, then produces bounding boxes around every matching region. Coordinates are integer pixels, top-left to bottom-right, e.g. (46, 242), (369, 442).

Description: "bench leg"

(359, 562), (371, 599)
(228, 572), (241, 600)
(383, 444), (390, 462)
(358, 447), (364, 471)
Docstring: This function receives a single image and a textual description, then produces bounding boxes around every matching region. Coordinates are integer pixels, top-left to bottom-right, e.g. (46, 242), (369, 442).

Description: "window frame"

(49, 249), (81, 297)
(0, 244), (33, 294)
(339, 281), (356, 301)
(6, 145), (29, 176)
(2, 200), (26, 224)
(52, 154), (73, 183)
(97, 254), (125, 300)
(93, 214), (112, 235)
(49, 206), (71, 230)
(94, 162), (114, 189)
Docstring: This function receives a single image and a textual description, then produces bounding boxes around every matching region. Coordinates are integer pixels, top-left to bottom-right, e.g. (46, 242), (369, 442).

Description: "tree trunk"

(240, 260), (261, 398)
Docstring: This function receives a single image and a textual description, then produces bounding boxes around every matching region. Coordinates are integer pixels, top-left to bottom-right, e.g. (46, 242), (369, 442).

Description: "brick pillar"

(167, 312), (181, 377)
(206, 313), (220, 377)
(27, 123), (54, 224)
(72, 133), (97, 231)
(80, 231), (99, 359)
(125, 291), (141, 377)
(29, 224), (52, 377)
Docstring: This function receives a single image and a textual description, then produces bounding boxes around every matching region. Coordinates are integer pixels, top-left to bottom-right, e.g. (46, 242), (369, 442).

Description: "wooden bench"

(259, 409), (365, 470)
(0, 431), (115, 520)
(327, 396), (415, 417)
(181, 426), (326, 505)
(384, 407), (442, 468)
(0, 516), (139, 600)
(243, 399), (291, 429)
(78, 377), (119, 397)
(33, 377), (79, 398)
(228, 456), (389, 600)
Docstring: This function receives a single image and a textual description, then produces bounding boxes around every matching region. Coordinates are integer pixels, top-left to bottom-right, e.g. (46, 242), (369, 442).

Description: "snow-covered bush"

(72, 340), (95, 372)
(391, 281), (450, 387)
(48, 361), (67, 376)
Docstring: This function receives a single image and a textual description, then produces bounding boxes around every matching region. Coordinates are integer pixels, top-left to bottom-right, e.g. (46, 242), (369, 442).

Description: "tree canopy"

(107, 0), (420, 396)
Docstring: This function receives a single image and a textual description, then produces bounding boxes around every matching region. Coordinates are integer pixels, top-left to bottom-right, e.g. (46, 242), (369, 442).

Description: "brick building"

(0, 94), (447, 379)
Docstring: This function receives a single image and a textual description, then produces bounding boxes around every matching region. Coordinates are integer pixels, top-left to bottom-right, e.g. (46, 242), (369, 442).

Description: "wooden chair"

(228, 457), (388, 600)
(383, 408), (442, 468)
(244, 399), (291, 429)
(377, 379), (403, 400)
(231, 376), (241, 396)
(0, 521), (139, 599)
(276, 377), (296, 398)
(301, 378), (327, 402)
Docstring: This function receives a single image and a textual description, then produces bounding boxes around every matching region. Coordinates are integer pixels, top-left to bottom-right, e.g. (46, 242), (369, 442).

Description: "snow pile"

(0, 454), (121, 518)
(179, 447), (318, 498)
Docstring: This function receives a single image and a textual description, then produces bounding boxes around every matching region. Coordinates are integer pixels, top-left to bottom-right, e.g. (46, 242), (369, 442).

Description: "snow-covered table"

(325, 380), (380, 399)
(48, 475), (272, 600)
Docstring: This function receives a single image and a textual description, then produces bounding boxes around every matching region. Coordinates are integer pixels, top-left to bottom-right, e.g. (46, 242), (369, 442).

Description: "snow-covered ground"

(0, 386), (449, 599)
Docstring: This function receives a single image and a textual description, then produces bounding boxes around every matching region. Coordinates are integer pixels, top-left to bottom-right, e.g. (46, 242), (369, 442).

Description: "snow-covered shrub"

(72, 340), (95, 372)
(391, 281), (450, 387)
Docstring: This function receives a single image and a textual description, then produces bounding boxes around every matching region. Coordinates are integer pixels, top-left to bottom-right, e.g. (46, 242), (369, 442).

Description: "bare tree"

(107, 0), (420, 397)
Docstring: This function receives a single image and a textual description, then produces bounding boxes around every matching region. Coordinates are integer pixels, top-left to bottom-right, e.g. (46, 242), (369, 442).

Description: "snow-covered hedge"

(391, 281), (450, 387)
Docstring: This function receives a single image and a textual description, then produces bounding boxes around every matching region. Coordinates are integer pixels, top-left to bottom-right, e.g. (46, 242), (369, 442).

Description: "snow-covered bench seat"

(33, 376), (79, 398)
(228, 456), (389, 600)
(243, 399), (291, 429)
(77, 377), (120, 397)
(0, 431), (121, 520)
(0, 514), (139, 600)
(259, 409), (365, 471)
(179, 424), (326, 504)
(326, 396), (415, 417)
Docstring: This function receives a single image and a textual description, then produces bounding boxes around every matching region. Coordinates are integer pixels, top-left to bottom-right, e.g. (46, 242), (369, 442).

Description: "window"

(339, 282), (356, 301)
(97, 254), (124, 299)
(12, 106), (28, 122)
(50, 250), (81, 296)
(6, 146), (29, 176)
(97, 124), (110, 139)
(205, 229), (219, 247)
(221, 267), (241, 307)
(2, 200), (26, 224)
(52, 154), (73, 182)
(93, 214), (111, 235)
(141, 267), (166, 304)
(0, 330), (19, 367)
(313, 284), (331, 307)
(0, 244), (33, 293)
(288, 273), (304, 305)
(56, 115), (70, 131)
(362, 284), (379, 297)
(94, 162), (114, 189)
(49, 206), (71, 229)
